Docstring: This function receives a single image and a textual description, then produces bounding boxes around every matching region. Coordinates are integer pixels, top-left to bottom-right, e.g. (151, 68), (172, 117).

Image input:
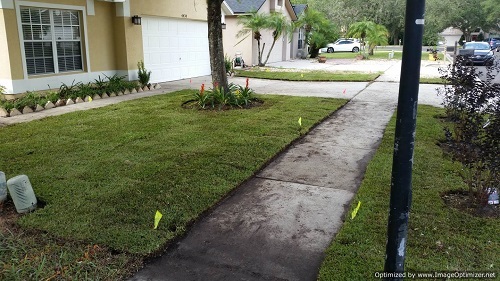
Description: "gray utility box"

(0, 171), (6, 203)
(7, 175), (37, 213)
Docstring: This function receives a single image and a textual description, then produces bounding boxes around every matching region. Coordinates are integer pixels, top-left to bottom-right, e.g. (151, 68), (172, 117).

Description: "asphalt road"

(377, 45), (500, 83)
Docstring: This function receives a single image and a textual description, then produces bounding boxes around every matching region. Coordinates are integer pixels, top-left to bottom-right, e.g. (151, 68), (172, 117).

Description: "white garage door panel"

(142, 17), (211, 83)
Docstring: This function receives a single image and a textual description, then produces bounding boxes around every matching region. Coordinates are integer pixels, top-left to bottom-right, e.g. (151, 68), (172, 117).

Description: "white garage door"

(142, 17), (211, 83)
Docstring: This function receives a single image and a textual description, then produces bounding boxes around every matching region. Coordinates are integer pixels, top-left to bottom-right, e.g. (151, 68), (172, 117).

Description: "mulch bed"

(441, 189), (499, 218)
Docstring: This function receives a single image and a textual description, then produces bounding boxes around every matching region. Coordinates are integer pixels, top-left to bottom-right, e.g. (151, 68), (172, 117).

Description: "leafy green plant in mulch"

(77, 82), (98, 99)
(0, 75), (142, 115)
(1, 91), (47, 111)
(138, 60), (151, 88)
(184, 79), (259, 109)
(58, 80), (82, 100)
(0, 91), (347, 280)
(235, 69), (380, 82)
(104, 74), (128, 94)
(318, 106), (499, 280)
(94, 75), (109, 94)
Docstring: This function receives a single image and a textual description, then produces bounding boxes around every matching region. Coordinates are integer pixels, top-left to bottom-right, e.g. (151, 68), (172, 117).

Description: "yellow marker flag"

(154, 210), (163, 229)
(266, 69), (270, 72)
(88, 96), (93, 102)
(301, 73), (304, 78)
(298, 117), (302, 127)
(351, 201), (361, 220)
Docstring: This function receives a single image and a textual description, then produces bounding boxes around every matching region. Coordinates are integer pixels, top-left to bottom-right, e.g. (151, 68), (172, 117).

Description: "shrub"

(224, 55), (233, 74)
(77, 83), (97, 99)
(137, 60), (151, 88)
(104, 74), (127, 94)
(187, 78), (257, 110)
(94, 75), (109, 93)
(59, 80), (82, 100)
(438, 56), (500, 204)
(123, 81), (139, 92)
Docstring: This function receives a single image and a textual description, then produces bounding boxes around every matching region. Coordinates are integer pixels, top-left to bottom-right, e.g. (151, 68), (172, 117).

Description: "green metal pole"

(384, 0), (426, 279)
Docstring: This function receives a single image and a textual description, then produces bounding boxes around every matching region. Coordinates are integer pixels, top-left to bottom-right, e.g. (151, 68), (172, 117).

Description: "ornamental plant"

(438, 55), (500, 204)
(185, 78), (257, 110)
(137, 60), (151, 88)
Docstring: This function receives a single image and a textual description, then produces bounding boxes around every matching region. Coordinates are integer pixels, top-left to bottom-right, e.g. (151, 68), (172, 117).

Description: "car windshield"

(464, 43), (490, 50)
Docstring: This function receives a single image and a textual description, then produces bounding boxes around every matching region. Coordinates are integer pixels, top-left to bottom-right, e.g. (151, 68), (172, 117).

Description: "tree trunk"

(368, 45), (375, 56)
(263, 38), (278, 66)
(207, 0), (228, 92)
(257, 40), (265, 66)
(310, 48), (320, 58)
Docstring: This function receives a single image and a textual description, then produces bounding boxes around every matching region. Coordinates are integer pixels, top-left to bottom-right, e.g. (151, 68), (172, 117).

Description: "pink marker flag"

(343, 89), (346, 94)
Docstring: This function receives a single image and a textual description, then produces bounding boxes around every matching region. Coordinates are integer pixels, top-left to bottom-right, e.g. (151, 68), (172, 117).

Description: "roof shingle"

(224, 0), (266, 14)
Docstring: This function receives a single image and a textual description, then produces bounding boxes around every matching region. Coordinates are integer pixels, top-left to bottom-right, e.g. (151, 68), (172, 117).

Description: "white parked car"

(326, 39), (361, 53)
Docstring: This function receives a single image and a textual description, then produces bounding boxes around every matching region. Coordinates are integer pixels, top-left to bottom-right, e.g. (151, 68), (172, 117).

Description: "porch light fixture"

(221, 22), (226, 29)
(132, 15), (142, 25)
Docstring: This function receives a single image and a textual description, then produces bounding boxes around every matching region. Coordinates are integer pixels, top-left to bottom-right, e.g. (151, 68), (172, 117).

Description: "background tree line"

(292, 0), (500, 46)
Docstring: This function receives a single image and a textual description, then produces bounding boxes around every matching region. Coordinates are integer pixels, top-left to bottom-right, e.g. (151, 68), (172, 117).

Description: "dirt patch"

(441, 190), (499, 218)
(0, 200), (20, 233)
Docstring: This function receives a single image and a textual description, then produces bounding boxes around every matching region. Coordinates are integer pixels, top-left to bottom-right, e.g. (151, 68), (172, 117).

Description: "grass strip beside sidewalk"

(235, 69), (381, 82)
(0, 90), (346, 280)
(318, 106), (499, 280)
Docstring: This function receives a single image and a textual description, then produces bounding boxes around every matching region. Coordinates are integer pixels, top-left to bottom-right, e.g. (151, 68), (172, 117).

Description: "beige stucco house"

(0, 0), (211, 95)
(221, 0), (298, 67)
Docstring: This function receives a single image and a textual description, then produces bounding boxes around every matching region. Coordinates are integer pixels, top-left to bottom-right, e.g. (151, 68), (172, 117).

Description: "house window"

(277, 0), (283, 6)
(20, 7), (82, 75)
(298, 29), (304, 49)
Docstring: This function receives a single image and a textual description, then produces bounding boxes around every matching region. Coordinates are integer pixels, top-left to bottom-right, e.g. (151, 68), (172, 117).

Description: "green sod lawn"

(321, 51), (444, 61)
(321, 51), (403, 60)
(0, 90), (346, 280)
(420, 77), (446, 84)
(235, 69), (381, 82)
(318, 106), (499, 280)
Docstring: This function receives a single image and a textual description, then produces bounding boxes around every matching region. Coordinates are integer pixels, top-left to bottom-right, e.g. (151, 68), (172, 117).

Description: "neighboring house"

(291, 3), (307, 59)
(222, 0), (297, 66)
(0, 0), (211, 95)
(439, 27), (463, 46)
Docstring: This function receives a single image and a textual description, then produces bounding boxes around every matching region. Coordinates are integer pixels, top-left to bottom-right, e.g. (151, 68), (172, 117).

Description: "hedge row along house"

(0, 0), (307, 96)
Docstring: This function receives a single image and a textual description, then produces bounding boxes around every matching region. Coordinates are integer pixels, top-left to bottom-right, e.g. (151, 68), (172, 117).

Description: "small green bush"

(77, 83), (97, 99)
(104, 74), (127, 94)
(59, 80), (81, 100)
(137, 60), (151, 88)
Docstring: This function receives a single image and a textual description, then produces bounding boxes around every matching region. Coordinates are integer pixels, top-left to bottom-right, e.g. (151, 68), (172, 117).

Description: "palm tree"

(347, 20), (375, 52)
(237, 12), (269, 66)
(347, 21), (389, 55)
(366, 24), (389, 55)
(296, 8), (338, 58)
(262, 12), (292, 65)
